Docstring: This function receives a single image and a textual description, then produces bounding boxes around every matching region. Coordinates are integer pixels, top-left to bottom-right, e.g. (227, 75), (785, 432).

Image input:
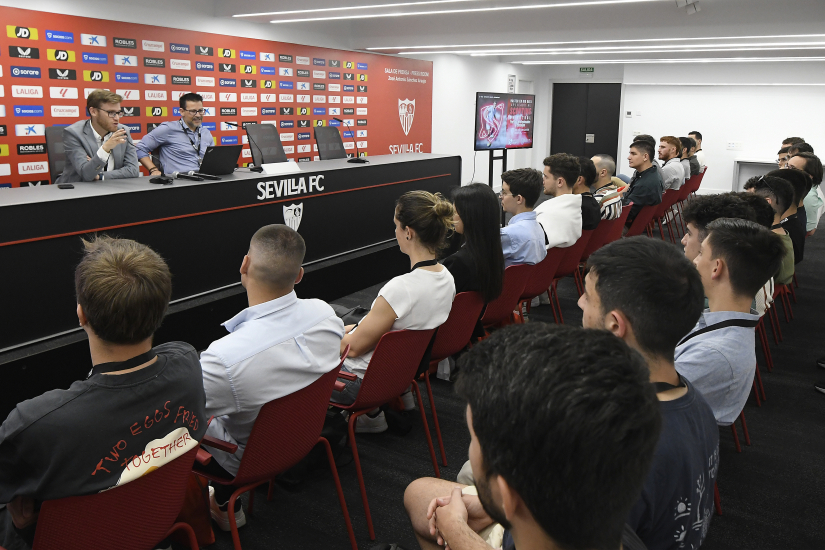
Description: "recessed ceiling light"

(366, 34), (825, 51)
(233, 0), (478, 18)
(517, 56), (825, 64)
(464, 44), (825, 56)
(265, 0), (663, 24)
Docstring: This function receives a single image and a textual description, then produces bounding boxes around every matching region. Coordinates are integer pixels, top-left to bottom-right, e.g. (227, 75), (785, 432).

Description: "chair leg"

(546, 288), (560, 324)
(348, 411), (376, 540)
(425, 373), (448, 466)
(167, 522), (200, 550)
(751, 377), (761, 407)
(793, 273), (799, 288)
(730, 424), (742, 453)
(770, 305), (783, 342)
(657, 217), (666, 240)
(412, 381), (440, 478)
(783, 285), (794, 319)
(267, 480), (275, 501)
(757, 320), (774, 372)
(319, 436), (359, 550)
(714, 482), (722, 516)
(766, 309), (779, 345)
(550, 280), (564, 324)
(247, 486), (255, 516)
(788, 280), (797, 302)
(739, 411), (751, 446)
(754, 362), (766, 402)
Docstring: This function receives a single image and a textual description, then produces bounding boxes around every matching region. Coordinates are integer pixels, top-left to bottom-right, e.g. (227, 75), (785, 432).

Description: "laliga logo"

(478, 102), (505, 144)
(283, 203), (303, 231)
(398, 98), (415, 136)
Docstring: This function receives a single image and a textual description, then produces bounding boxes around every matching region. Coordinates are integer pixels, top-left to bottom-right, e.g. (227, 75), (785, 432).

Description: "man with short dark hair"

(56, 89), (139, 183)
(137, 92), (213, 175)
(777, 146), (791, 168)
(404, 323), (661, 550)
(681, 194), (757, 261)
(622, 141), (663, 224)
(769, 168), (811, 262)
(533, 155), (584, 249)
(782, 136), (805, 147)
(573, 156), (601, 230)
(200, 224), (344, 530)
(676, 218), (785, 425)
(499, 168), (547, 266)
(689, 131), (705, 168)
(658, 136), (685, 191)
(788, 142), (814, 155)
(579, 237), (718, 550)
(0, 237), (206, 549)
(788, 152), (825, 234)
(590, 154), (624, 220)
(743, 176), (796, 284)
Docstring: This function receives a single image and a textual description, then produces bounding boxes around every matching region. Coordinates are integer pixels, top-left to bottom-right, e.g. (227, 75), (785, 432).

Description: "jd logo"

(55, 50), (68, 60)
(90, 71), (103, 81)
(15, 27), (32, 38)
(299, 107), (308, 115)
(283, 203), (303, 231)
(152, 107), (163, 116)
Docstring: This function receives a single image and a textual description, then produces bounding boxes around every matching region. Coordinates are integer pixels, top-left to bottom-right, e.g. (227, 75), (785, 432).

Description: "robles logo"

(221, 107), (237, 116)
(17, 143), (46, 155)
(114, 37), (137, 49)
(143, 57), (165, 68)
(172, 75), (192, 86)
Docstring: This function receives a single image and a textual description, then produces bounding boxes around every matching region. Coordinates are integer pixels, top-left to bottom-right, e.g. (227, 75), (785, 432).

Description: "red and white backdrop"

(0, 6), (433, 188)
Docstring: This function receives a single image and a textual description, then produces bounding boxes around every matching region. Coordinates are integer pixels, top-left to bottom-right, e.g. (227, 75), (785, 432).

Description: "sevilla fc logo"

(398, 98), (415, 136)
(284, 203), (304, 231)
(478, 102), (505, 144)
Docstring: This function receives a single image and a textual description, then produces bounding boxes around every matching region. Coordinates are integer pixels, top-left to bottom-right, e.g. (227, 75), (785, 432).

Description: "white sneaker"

(355, 411), (388, 433)
(209, 485), (247, 532)
(400, 390), (416, 410)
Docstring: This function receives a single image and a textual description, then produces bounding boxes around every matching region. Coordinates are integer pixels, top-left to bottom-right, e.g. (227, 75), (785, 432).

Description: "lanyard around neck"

(87, 349), (157, 378)
(677, 318), (758, 347)
(180, 120), (202, 158)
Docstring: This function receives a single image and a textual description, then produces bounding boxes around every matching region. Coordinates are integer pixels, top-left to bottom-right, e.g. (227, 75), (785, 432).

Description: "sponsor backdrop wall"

(0, 6), (432, 188)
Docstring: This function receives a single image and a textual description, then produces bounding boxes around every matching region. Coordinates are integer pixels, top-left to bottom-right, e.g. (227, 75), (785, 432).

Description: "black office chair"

(45, 126), (67, 184)
(314, 126), (348, 161)
(245, 123), (287, 166)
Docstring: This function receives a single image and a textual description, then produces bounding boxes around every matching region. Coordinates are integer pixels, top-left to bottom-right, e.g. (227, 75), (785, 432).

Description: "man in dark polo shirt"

(622, 140), (663, 224)
(0, 237), (206, 549)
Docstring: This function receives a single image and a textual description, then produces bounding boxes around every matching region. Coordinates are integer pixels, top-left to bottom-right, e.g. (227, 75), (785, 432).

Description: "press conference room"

(1, 0), (824, 549)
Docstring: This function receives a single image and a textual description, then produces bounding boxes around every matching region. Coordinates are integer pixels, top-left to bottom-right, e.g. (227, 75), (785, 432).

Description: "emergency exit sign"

(580, 67), (595, 73)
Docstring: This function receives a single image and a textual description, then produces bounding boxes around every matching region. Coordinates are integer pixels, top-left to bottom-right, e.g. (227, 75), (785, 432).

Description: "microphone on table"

(172, 171), (204, 181)
(225, 121), (265, 172)
(149, 156), (173, 185)
(331, 118), (368, 164)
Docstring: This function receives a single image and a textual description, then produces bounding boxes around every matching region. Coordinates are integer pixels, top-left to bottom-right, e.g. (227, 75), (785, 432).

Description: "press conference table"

(0, 153), (461, 356)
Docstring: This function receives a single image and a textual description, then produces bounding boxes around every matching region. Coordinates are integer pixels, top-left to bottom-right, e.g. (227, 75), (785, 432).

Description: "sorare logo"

(220, 78), (237, 87)
(261, 107), (278, 116)
(123, 123), (141, 133)
(196, 61), (215, 71)
(280, 120), (294, 128)
(328, 72), (341, 80)
(343, 85), (355, 92)
(313, 58), (326, 66)
(11, 66), (41, 78)
(170, 43), (190, 54)
(298, 132), (310, 140)
(46, 30), (74, 43)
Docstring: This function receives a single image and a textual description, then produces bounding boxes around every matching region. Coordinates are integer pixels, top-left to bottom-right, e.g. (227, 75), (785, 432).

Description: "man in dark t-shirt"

(580, 237), (719, 550)
(574, 156), (602, 230)
(0, 237), (206, 550)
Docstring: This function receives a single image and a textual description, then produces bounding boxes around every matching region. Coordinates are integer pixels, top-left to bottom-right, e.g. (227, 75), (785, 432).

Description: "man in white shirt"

(200, 224), (344, 531)
(658, 136), (685, 191)
(689, 131), (705, 168)
(534, 153), (583, 249)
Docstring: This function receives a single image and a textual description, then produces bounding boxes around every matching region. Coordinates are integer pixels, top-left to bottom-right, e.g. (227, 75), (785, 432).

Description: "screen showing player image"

(474, 92), (535, 151)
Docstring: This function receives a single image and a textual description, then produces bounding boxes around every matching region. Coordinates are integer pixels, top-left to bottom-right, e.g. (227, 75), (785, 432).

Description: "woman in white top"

(332, 191), (456, 431)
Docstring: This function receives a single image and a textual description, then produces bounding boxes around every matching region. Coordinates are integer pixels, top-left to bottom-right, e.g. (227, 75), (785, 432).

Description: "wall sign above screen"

(474, 92), (535, 151)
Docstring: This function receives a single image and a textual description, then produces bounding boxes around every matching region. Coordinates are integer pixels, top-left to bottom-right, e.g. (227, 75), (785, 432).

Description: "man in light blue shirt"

(676, 218), (785, 425)
(499, 168), (547, 267)
(137, 92), (214, 175)
(199, 224), (344, 531)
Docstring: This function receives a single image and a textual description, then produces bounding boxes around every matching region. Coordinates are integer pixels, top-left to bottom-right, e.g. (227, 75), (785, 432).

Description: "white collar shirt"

(90, 121), (114, 172)
(200, 290), (344, 475)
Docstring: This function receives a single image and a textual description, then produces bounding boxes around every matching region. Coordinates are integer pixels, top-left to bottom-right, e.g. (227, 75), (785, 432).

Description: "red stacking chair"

(579, 218), (614, 263)
(196, 367), (358, 550)
(517, 247), (567, 322)
(331, 328), (438, 540)
(479, 264), (532, 333)
(32, 446), (201, 550)
(624, 203), (660, 238)
(601, 205), (633, 245)
(728, 411), (751, 454)
(424, 291), (485, 465)
(651, 190), (683, 243)
(548, 230), (594, 324)
(673, 175), (698, 233)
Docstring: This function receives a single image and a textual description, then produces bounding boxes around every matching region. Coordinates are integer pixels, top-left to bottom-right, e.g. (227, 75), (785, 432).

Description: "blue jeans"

(330, 365), (361, 405)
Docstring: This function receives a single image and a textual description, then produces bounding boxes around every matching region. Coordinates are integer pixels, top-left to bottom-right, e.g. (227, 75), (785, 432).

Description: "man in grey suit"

(55, 89), (139, 183)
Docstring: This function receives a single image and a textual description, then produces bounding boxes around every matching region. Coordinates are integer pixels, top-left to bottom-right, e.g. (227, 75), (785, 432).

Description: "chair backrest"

(314, 126), (348, 160)
(520, 246), (567, 300)
(554, 230), (594, 279)
(625, 203), (659, 237)
(245, 123), (288, 166)
(45, 126), (67, 184)
(600, 203), (633, 246)
(677, 175), (698, 201)
(580, 219), (614, 261)
(33, 446), (199, 550)
(480, 264), (533, 327)
(353, 329), (437, 411)
(653, 189), (681, 218)
(430, 292), (485, 362)
(233, 367), (340, 485)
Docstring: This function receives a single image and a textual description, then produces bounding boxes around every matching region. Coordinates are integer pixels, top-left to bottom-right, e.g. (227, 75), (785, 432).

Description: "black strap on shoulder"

(653, 376), (686, 394)
(88, 349), (157, 378)
(678, 318), (758, 346)
(411, 259), (438, 271)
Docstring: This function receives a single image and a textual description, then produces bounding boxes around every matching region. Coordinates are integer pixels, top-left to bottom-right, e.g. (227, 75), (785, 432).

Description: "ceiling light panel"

(517, 56), (825, 64)
(233, 0), (479, 18)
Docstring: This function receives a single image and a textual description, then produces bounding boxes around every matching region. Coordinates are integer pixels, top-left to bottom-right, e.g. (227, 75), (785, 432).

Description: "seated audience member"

(622, 140), (663, 224)
(200, 225), (345, 529)
(787, 142), (814, 155)
(782, 136), (805, 148)
(743, 176), (796, 285)
(534, 155), (584, 248)
(499, 168), (548, 266)
(689, 131), (705, 168)
(787, 152), (824, 234)
(0, 237), (206, 550)
(404, 324), (661, 550)
(687, 137), (702, 176)
(676, 218), (785, 425)
(632, 134), (664, 180)
(679, 137), (693, 185)
(579, 237), (718, 550)
(573, 156), (602, 230)
(590, 154), (624, 220)
(55, 89), (139, 183)
(331, 191), (456, 432)
(444, 183), (505, 302)
(732, 191), (776, 230)
(658, 136), (685, 191)
(767, 168), (810, 263)
(777, 146), (791, 169)
(680, 193), (757, 261)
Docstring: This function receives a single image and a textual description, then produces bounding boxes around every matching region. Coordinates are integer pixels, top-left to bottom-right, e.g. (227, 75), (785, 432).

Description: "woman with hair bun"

(332, 191), (456, 432)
